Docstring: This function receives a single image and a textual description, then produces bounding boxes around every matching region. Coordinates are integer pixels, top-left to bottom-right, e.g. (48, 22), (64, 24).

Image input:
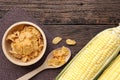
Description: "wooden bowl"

(2, 21), (47, 66)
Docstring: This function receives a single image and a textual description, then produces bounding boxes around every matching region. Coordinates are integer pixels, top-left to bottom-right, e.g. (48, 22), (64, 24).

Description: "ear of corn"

(98, 55), (120, 80)
(56, 26), (120, 80)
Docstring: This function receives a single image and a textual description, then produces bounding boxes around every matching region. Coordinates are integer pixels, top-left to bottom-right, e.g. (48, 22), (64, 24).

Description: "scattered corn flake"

(66, 39), (76, 45)
(52, 37), (62, 44)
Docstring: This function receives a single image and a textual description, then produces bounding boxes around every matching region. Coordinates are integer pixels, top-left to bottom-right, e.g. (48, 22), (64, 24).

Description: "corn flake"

(66, 39), (76, 45)
(7, 25), (44, 62)
(47, 46), (69, 66)
(52, 37), (62, 44)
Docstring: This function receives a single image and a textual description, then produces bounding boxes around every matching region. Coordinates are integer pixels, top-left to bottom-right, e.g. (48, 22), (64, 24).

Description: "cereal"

(22, 56), (28, 62)
(47, 46), (69, 66)
(52, 37), (62, 44)
(66, 39), (76, 45)
(7, 25), (44, 62)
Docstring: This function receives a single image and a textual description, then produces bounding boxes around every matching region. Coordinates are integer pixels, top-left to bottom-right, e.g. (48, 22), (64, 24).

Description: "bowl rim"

(2, 21), (47, 66)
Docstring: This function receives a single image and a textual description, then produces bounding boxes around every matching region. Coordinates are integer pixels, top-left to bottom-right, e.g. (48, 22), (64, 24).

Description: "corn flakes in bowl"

(2, 21), (47, 66)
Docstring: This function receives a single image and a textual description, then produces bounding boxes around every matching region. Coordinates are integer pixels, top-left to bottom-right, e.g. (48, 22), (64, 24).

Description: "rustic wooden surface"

(0, 0), (120, 25)
(0, 0), (120, 80)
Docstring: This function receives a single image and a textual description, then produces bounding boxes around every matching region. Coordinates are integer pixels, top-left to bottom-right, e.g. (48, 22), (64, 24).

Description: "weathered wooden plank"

(0, 0), (120, 4)
(0, 0), (120, 24)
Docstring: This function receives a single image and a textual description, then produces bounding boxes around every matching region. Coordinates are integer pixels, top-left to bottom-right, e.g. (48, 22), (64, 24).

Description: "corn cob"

(98, 55), (120, 80)
(56, 26), (120, 80)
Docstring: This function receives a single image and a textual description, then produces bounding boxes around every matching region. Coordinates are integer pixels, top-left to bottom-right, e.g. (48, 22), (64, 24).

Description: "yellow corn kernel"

(98, 55), (120, 80)
(56, 26), (120, 80)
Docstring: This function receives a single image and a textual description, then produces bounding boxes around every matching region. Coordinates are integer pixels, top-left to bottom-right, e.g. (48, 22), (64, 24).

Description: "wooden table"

(0, 0), (120, 80)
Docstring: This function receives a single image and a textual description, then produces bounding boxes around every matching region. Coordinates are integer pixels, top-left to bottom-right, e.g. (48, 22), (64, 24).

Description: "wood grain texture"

(0, 0), (120, 24)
